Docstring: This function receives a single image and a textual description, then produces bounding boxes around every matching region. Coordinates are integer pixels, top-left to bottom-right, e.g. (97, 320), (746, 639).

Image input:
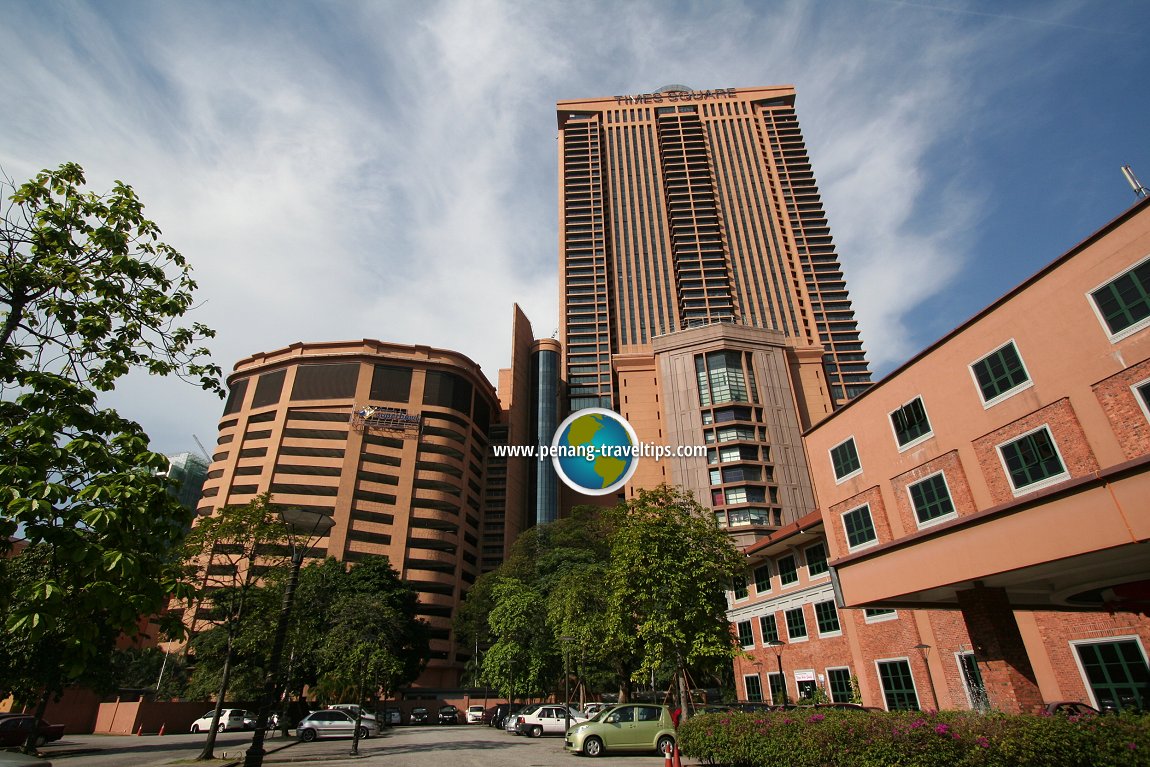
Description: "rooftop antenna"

(1121, 164), (1148, 199)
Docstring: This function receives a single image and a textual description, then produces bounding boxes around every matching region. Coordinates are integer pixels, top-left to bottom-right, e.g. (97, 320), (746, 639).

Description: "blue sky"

(2, 0), (1148, 454)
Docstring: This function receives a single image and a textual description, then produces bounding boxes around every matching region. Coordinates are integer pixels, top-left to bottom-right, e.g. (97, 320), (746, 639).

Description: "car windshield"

(585, 705), (617, 722)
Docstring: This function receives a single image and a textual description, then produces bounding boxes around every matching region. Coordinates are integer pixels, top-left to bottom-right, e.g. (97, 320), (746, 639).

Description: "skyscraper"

(557, 85), (872, 412)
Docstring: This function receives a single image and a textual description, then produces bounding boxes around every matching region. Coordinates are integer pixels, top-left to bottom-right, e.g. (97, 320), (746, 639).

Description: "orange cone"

(136, 724), (143, 736)
(158, 723), (165, 736)
(664, 746), (673, 767)
(673, 742), (683, 767)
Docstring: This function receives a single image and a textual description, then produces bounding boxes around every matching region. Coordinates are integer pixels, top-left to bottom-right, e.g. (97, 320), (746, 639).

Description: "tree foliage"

(460, 490), (742, 708)
(0, 163), (221, 707)
(606, 485), (745, 710)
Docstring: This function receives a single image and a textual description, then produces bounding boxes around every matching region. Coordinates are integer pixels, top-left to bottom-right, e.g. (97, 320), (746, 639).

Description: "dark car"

(438, 705), (460, 724)
(408, 707), (430, 725)
(1045, 701), (1100, 717)
(489, 703), (521, 729)
(0, 714), (65, 747)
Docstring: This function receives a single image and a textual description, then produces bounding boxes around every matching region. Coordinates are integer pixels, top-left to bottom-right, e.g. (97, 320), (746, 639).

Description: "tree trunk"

(23, 688), (52, 753)
(677, 660), (690, 721)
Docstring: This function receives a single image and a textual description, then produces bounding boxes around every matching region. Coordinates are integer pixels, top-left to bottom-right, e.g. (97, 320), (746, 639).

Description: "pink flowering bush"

(676, 709), (1149, 767)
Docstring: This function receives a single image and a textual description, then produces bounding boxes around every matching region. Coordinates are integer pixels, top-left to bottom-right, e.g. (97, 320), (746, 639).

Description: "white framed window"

(907, 471), (957, 529)
(826, 666), (853, 704)
(804, 541), (830, 579)
(743, 673), (764, 702)
(784, 606), (808, 642)
(1069, 635), (1150, 713)
(842, 504), (878, 551)
(864, 608), (898, 624)
(969, 340), (1032, 408)
(830, 437), (862, 482)
(1088, 254), (1150, 342)
(889, 396), (932, 450)
(1133, 378), (1150, 423)
(996, 425), (1069, 496)
(813, 600), (842, 638)
(875, 657), (920, 711)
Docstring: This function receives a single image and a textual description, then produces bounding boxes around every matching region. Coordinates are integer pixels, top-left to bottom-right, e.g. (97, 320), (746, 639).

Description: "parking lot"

(36, 723), (688, 767)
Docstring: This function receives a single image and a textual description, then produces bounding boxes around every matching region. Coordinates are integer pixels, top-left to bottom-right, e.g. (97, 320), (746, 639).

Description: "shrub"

(677, 709), (1150, 767)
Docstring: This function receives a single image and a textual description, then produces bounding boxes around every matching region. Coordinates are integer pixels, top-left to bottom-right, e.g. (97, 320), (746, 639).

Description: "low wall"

(95, 700), (228, 735)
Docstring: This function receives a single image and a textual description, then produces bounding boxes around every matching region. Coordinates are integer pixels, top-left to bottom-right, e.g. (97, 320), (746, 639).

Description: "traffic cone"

(673, 742), (683, 767)
(158, 723), (165, 736)
(136, 724), (143, 736)
(664, 745), (673, 767)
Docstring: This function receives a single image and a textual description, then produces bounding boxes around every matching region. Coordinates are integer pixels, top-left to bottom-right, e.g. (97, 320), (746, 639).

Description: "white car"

(466, 705), (486, 724)
(190, 709), (254, 733)
(327, 704), (378, 723)
(514, 704), (588, 737)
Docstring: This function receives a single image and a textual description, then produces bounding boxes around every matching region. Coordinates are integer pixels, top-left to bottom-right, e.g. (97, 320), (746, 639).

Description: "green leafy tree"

(482, 578), (556, 701)
(179, 494), (291, 759)
(0, 163), (221, 749)
(605, 485), (745, 717)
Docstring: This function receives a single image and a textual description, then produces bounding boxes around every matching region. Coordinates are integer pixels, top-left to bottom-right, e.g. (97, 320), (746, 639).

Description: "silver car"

(296, 710), (380, 742)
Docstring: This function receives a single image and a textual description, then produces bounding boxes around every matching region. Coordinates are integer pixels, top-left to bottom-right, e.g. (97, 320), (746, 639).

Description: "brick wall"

(1092, 356), (1150, 460)
(971, 398), (1100, 506)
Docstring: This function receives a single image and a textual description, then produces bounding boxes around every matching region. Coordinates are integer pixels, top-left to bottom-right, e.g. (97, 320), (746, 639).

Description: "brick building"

(732, 197), (1150, 713)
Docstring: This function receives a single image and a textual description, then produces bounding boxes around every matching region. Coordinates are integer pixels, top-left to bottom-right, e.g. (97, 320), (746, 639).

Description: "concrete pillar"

(956, 584), (1044, 714)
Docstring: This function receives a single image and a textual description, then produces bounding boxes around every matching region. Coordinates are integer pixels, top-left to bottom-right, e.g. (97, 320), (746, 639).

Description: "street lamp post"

(244, 508), (335, 767)
(913, 643), (939, 711)
(560, 636), (576, 733)
(767, 640), (788, 707)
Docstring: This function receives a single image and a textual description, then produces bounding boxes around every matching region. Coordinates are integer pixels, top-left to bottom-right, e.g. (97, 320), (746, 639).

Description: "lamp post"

(913, 643), (939, 711)
(244, 508), (335, 767)
(560, 635), (576, 733)
(767, 640), (788, 707)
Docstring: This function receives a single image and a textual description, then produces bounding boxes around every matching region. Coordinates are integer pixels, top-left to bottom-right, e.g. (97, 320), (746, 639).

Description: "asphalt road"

(36, 724), (689, 767)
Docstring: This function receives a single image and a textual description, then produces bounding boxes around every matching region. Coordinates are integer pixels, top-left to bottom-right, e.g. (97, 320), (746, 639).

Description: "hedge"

(677, 709), (1149, 767)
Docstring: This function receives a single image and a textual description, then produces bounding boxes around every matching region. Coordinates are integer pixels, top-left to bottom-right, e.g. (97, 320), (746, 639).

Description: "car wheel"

(657, 734), (675, 755)
(584, 736), (604, 757)
(217, 722), (226, 733)
(299, 728), (317, 743)
(530, 725), (543, 738)
(191, 724), (200, 733)
(358, 727), (370, 740)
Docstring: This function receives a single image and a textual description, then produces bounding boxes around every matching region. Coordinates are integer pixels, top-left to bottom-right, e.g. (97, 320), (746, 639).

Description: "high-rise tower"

(557, 85), (872, 411)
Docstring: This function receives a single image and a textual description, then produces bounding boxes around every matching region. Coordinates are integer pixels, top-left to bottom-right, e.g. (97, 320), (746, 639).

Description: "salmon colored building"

(197, 339), (509, 688)
(732, 197), (1150, 713)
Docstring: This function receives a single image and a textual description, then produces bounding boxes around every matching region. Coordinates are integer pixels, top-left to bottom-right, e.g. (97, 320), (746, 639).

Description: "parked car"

(0, 715), (64, 747)
(408, 707), (430, 725)
(438, 705), (460, 724)
(465, 705), (486, 724)
(506, 703), (542, 734)
(564, 703), (677, 758)
(582, 702), (612, 717)
(1045, 701), (1100, 716)
(382, 707), (403, 726)
(296, 710), (380, 742)
(515, 704), (587, 737)
(189, 709), (255, 733)
(327, 704), (377, 722)
(489, 703), (521, 729)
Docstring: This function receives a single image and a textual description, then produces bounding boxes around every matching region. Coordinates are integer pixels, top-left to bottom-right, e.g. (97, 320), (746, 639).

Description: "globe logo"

(551, 408), (640, 496)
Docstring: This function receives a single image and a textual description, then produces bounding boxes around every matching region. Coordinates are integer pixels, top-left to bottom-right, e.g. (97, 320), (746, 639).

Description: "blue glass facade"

(532, 345), (560, 524)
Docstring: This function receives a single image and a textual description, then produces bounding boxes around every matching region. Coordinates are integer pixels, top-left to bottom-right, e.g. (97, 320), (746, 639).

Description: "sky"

(2, 0), (1148, 455)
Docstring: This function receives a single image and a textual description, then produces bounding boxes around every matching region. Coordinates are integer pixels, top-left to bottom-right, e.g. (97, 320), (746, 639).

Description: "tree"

(179, 494), (291, 760)
(604, 485), (745, 717)
(482, 578), (556, 702)
(0, 163), (221, 748)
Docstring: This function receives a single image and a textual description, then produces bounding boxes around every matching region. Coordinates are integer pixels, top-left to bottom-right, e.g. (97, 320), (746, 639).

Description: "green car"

(564, 703), (676, 758)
